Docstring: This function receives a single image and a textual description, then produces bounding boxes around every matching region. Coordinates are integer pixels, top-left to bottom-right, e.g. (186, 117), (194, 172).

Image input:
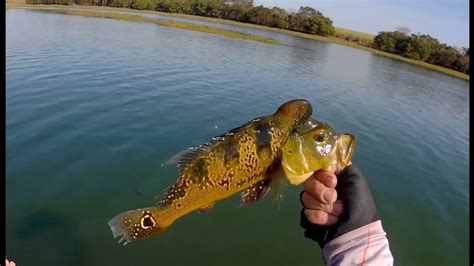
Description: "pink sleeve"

(322, 220), (394, 265)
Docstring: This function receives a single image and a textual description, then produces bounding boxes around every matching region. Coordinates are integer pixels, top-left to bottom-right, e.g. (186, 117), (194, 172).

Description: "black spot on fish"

(194, 158), (211, 186)
(142, 215), (155, 228)
(188, 158), (208, 184)
(255, 122), (272, 153)
(197, 158), (206, 174)
(224, 139), (239, 164)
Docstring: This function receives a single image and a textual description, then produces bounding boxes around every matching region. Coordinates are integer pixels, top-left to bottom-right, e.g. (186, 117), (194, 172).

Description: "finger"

(313, 170), (337, 188)
(303, 178), (337, 204)
(331, 200), (343, 216)
(301, 191), (333, 213)
(304, 209), (338, 225)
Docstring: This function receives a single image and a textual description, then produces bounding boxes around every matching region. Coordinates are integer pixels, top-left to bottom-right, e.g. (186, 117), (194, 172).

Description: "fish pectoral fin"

(239, 166), (288, 207)
(198, 203), (215, 214)
(267, 165), (288, 203)
(240, 177), (271, 206)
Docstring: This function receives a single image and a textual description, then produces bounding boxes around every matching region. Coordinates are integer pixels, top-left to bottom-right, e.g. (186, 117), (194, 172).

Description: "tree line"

(27, 0), (336, 36)
(374, 31), (469, 74)
(27, 0), (469, 75)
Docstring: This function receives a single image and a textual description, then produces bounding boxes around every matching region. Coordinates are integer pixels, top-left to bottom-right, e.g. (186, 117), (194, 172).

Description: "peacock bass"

(108, 99), (313, 245)
(108, 99), (355, 245)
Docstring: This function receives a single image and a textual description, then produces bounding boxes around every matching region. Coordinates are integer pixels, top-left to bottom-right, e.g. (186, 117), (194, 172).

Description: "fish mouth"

(336, 133), (355, 170)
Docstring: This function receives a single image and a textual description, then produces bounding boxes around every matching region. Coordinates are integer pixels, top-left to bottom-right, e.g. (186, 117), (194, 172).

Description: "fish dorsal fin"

(165, 116), (266, 172)
(165, 137), (227, 172)
(224, 117), (263, 135)
(198, 202), (215, 214)
(165, 146), (209, 172)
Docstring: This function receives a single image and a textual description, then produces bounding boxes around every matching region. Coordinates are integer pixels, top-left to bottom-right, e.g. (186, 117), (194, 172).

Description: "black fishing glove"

(300, 165), (379, 248)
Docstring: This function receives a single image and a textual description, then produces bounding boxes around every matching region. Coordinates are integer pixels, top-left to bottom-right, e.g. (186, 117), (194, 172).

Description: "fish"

(108, 99), (313, 245)
(280, 117), (355, 185)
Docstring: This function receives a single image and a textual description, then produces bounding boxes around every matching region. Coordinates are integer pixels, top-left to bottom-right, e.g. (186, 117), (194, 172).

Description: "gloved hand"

(300, 164), (379, 248)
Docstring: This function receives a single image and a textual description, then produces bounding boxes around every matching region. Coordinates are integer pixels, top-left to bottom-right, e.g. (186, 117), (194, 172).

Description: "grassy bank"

(6, 3), (25, 8)
(335, 27), (374, 41)
(21, 7), (282, 45)
(9, 5), (470, 80)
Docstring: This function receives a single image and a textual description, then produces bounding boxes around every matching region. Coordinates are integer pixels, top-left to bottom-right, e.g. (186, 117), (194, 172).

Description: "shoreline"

(7, 4), (470, 81)
(10, 6), (281, 45)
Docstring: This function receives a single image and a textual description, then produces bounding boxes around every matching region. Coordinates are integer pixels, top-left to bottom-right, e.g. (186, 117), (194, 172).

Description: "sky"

(254, 0), (469, 47)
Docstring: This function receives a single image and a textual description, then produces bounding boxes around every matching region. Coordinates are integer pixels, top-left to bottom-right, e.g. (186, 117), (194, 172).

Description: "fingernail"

(322, 189), (336, 203)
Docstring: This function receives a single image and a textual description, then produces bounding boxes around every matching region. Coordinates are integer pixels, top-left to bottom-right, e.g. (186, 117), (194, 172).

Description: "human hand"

(5, 259), (16, 266)
(300, 169), (343, 226)
(300, 164), (379, 248)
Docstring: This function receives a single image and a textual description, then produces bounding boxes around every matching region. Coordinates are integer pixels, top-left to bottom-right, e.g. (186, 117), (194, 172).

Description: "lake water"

(6, 9), (469, 266)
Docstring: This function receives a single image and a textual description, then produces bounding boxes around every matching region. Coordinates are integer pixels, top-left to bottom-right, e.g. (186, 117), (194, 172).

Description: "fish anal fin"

(241, 177), (271, 206)
(198, 202), (215, 214)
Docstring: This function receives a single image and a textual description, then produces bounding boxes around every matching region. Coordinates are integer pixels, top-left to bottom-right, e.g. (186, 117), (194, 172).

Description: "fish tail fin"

(108, 207), (171, 245)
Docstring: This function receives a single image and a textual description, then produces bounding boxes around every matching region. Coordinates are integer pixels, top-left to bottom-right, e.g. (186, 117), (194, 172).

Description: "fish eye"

(315, 133), (326, 142)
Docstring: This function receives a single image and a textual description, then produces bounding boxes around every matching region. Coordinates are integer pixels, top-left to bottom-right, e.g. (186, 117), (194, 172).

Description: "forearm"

(322, 220), (393, 265)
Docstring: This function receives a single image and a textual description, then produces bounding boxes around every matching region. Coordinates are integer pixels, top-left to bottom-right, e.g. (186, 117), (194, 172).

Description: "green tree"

(130, 0), (154, 10)
(297, 6), (321, 17)
(219, 3), (251, 22)
(108, 0), (132, 7)
(269, 7), (288, 29)
(204, 0), (223, 17)
(398, 35), (431, 61)
(288, 13), (307, 32)
(306, 15), (334, 36)
(452, 54), (469, 73)
(156, 0), (182, 13)
(248, 5), (273, 26)
(374, 32), (397, 53)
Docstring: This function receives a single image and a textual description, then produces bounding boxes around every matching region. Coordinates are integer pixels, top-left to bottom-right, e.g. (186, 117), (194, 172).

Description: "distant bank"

(6, 4), (469, 81)
(6, 0), (26, 8)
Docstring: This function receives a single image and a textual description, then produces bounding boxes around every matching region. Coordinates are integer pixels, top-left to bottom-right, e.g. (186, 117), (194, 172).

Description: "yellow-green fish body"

(108, 99), (312, 245)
